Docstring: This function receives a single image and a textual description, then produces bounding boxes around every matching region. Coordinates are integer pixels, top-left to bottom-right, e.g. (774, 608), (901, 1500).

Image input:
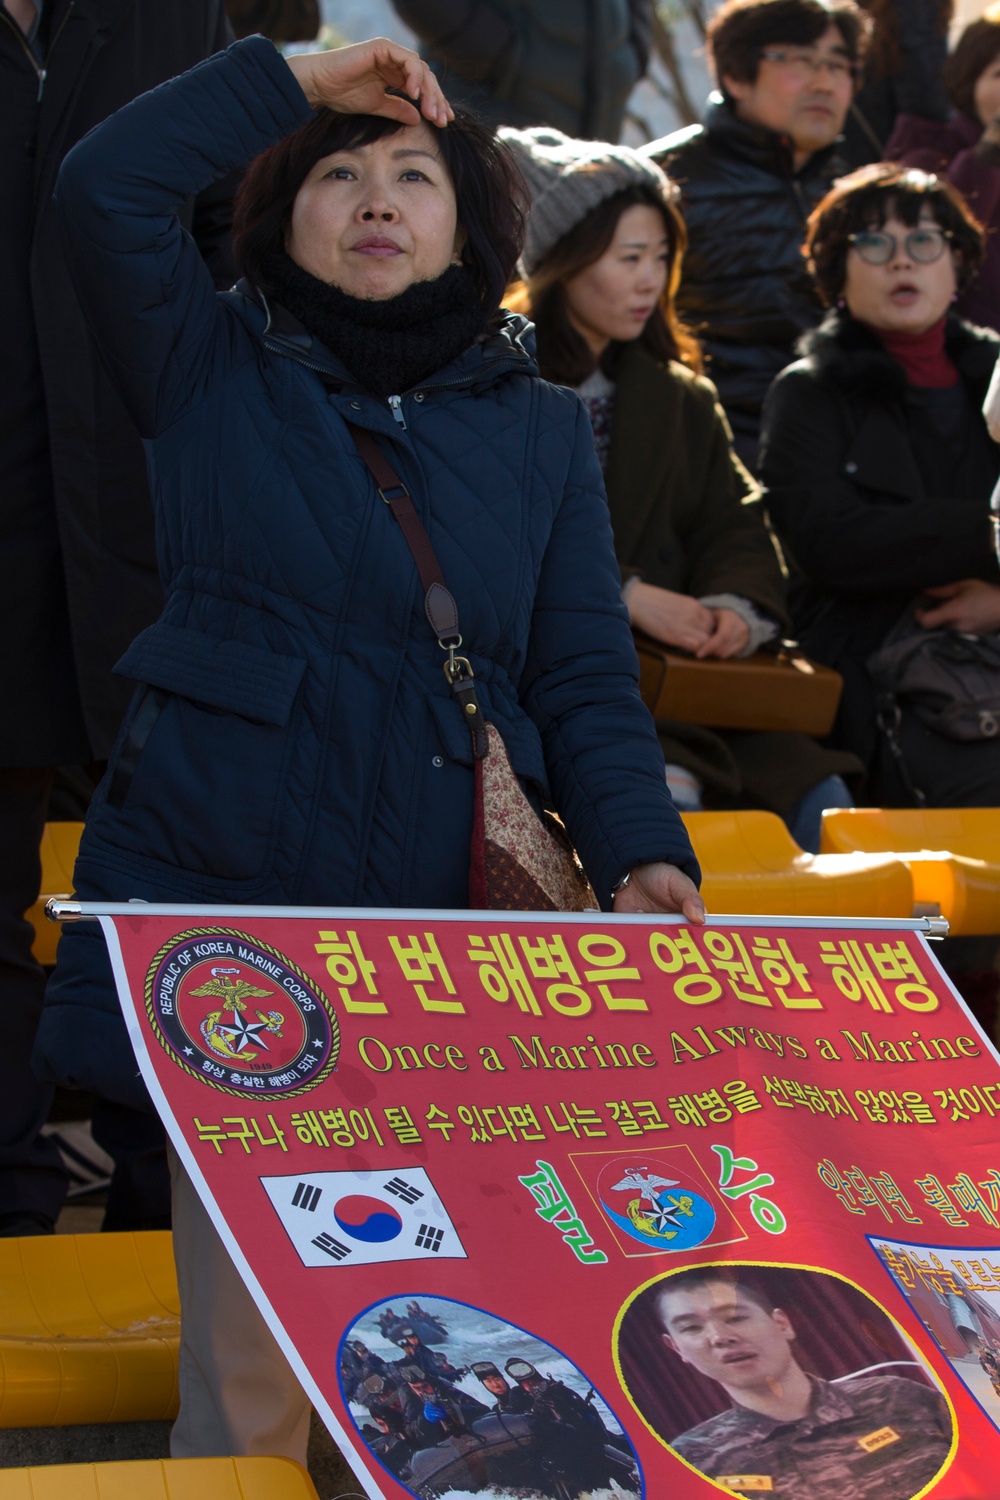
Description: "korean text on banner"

(93, 907), (1000, 1500)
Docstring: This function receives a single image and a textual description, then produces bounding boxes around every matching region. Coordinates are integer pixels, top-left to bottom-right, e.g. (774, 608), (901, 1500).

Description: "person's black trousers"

(0, 766), (68, 1223)
(91, 1099), (171, 1231)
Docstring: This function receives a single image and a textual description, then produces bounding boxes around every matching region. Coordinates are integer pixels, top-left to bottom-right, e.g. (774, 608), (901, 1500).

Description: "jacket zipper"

(388, 394), (406, 429)
(791, 178), (811, 224)
(43, 2), (73, 97)
(0, 0), (74, 100)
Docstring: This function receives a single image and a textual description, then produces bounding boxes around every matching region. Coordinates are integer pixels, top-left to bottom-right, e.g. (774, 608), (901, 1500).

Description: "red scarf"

(873, 315), (959, 388)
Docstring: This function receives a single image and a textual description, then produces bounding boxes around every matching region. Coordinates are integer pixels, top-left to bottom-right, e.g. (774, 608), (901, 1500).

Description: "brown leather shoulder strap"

(347, 423), (459, 643)
(347, 422), (489, 759)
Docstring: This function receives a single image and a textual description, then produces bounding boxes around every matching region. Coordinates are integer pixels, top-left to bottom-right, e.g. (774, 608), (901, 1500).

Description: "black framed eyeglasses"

(848, 227), (953, 265)
(758, 48), (858, 82)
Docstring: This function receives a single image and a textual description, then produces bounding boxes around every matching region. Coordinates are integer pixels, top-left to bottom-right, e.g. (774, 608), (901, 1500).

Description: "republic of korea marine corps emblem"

(145, 928), (339, 1099)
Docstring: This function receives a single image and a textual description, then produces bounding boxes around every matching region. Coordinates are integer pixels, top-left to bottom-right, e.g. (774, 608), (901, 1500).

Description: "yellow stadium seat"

(27, 821), (83, 966)
(0, 1233), (179, 1428)
(682, 810), (914, 918)
(820, 808), (1000, 936)
(0, 1457), (321, 1499)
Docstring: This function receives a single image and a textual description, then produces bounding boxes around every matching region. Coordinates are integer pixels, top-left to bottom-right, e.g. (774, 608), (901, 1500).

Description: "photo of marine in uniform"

(616, 1264), (953, 1499)
(340, 1293), (641, 1498)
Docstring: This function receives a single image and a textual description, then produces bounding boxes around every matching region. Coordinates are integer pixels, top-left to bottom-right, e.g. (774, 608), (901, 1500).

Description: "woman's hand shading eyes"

(286, 39), (453, 128)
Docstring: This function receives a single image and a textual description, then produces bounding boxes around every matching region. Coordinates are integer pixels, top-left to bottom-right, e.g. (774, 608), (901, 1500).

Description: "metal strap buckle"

(443, 646), (473, 685)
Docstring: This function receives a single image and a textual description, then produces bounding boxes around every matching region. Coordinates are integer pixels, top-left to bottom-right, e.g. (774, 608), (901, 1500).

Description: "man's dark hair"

(944, 9), (1000, 122)
(656, 1268), (776, 1324)
(805, 161), (985, 304)
(707, 0), (870, 94)
(233, 106), (527, 311)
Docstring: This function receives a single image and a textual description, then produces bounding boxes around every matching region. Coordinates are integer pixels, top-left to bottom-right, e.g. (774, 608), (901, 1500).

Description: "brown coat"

(604, 343), (862, 812)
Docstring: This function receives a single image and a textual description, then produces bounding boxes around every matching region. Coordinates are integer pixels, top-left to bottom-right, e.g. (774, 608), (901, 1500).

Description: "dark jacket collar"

(797, 307), (1000, 400)
(236, 281), (537, 392)
(703, 92), (845, 179)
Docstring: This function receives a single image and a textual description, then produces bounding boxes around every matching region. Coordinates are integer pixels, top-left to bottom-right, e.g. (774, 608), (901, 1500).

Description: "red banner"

(94, 906), (1000, 1499)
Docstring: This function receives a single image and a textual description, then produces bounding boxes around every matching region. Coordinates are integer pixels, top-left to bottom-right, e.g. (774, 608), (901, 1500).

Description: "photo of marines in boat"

(378, 1301), (451, 1348)
(340, 1294), (642, 1499)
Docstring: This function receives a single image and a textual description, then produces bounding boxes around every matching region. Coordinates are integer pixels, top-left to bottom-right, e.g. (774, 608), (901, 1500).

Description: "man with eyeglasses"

(644, 0), (870, 469)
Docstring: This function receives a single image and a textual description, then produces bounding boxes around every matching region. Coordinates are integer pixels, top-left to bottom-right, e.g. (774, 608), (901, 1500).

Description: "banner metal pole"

(46, 897), (950, 937)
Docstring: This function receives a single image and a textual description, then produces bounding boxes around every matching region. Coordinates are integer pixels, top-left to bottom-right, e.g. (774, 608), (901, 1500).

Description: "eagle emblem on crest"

(188, 967), (286, 1062)
(144, 930), (340, 1099)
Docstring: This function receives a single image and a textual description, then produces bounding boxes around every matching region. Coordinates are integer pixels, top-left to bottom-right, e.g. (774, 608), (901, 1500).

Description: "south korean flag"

(260, 1167), (467, 1268)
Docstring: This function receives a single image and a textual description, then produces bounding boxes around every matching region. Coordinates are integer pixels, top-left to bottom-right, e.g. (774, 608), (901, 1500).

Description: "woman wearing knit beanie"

(502, 126), (860, 851)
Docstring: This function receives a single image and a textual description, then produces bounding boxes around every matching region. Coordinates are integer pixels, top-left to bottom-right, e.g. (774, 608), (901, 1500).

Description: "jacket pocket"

(427, 688), (548, 792)
(115, 623), (306, 724)
(97, 624), (306, 885)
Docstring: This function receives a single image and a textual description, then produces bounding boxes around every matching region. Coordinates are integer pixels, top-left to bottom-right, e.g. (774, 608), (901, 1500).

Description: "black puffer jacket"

(646, 97), (845, 467)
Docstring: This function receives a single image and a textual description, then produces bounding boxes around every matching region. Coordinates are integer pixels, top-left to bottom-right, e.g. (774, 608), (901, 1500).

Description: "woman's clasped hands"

(628, 580), (751, 658)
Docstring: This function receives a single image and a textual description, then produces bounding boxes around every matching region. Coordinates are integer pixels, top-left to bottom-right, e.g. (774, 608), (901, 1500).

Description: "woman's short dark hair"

(944, 6), (1000, 121)
(708, 0), (869, 91)
(508, 184), (702, 386)
(233, 106), (527, 310)
(805, 161), (985, 304)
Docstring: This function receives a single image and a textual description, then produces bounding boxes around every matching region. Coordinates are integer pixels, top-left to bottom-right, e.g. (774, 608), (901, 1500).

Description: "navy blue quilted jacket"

(35, 37), (696, 1109)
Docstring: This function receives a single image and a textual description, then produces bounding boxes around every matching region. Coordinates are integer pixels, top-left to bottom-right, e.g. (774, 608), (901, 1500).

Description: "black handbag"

(868, 607), (1000, 803)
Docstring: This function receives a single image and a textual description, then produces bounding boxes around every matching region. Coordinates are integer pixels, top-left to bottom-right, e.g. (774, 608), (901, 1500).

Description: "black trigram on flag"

(385, 1176), (424, 1206)
(292, 1181), (322, 1212)
(312, 1232), (351, 1261)
(415, 1224), (444, 1252)
(261, 1167), (467, 1267)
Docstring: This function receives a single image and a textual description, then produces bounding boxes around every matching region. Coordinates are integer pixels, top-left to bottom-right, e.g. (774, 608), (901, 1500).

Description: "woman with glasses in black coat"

(760, 162), (1000, 809)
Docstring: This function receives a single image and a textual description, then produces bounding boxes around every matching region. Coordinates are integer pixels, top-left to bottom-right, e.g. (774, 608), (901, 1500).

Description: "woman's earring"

(837, 298), (846, 309)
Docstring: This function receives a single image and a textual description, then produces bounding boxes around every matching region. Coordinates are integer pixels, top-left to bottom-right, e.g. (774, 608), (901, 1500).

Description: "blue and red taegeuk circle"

(333, 1195), (403, 1243)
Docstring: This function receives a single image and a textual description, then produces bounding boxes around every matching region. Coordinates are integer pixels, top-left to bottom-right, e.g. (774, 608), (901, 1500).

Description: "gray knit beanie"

(498, 125), (677, 278)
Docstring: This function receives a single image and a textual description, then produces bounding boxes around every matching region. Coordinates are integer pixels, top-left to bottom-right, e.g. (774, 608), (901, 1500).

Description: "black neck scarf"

(259, 253), (490, 399)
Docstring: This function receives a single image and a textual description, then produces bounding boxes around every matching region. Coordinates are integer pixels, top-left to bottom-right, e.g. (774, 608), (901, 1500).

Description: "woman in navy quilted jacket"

(36, 36), (701, 1460)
